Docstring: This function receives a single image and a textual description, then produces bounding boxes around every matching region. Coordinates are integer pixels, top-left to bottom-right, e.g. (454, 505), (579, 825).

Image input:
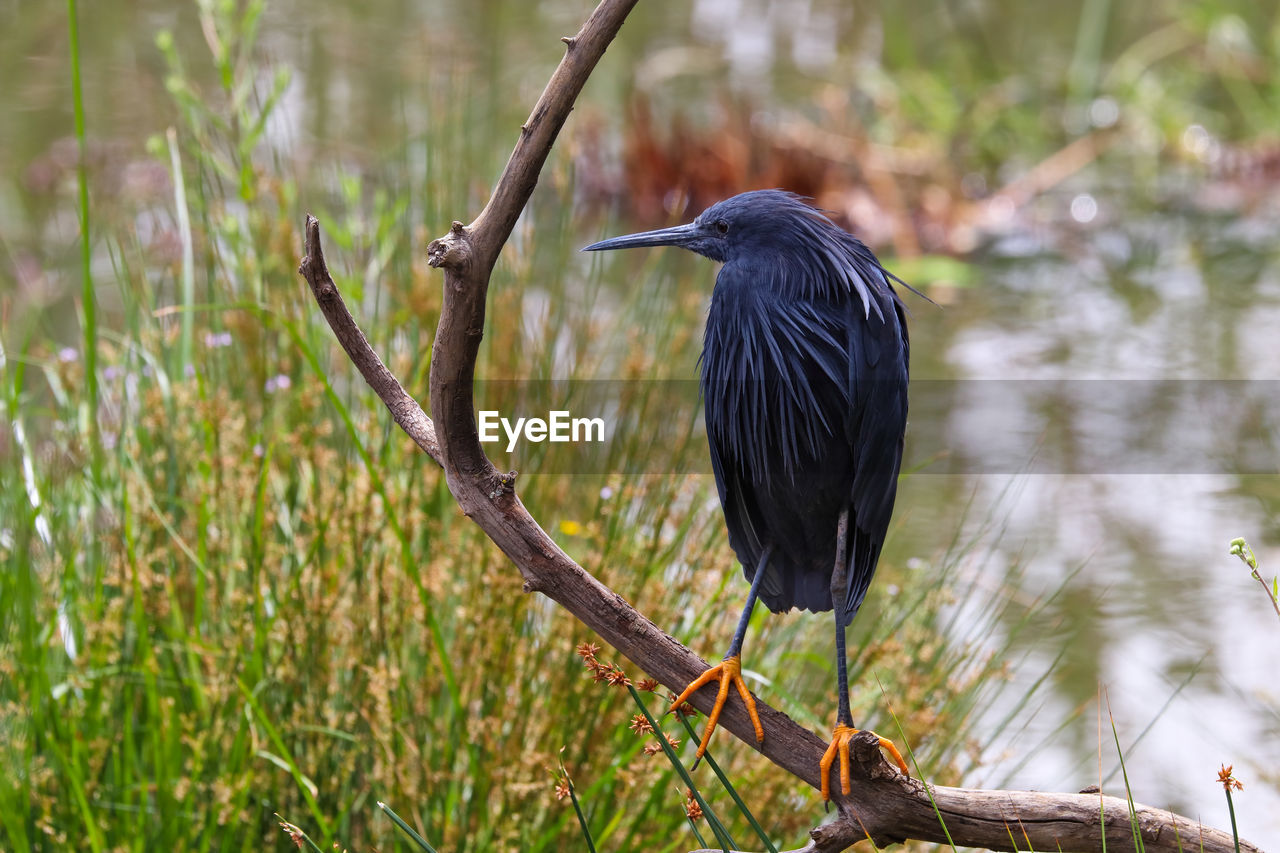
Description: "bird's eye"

(715, 219), (729, 234)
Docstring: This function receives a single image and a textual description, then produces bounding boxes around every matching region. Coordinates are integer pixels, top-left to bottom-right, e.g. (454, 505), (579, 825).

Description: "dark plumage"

(698, 192), (909, 622)
(584, 189), (915, 797)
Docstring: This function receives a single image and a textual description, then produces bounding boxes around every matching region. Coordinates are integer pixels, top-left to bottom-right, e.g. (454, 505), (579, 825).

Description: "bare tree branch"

(298, 2), (1261, 851)
(298, 220), (441, 462)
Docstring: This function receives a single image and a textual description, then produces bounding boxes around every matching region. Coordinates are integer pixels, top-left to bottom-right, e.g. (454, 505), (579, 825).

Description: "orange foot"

(819, 724), (910, 801)
(670, 655), (764, 758)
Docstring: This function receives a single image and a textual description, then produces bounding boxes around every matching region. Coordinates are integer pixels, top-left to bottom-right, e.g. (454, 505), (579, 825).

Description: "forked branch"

(298, 1), (1259, 851)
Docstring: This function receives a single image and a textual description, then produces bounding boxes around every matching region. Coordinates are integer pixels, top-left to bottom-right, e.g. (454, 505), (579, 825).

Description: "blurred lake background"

(2, 0), (1278, 849)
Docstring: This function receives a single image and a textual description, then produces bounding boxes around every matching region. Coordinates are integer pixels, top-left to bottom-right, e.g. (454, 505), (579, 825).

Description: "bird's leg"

(819, 510), (909, 802)
(670, 546), (772, 761)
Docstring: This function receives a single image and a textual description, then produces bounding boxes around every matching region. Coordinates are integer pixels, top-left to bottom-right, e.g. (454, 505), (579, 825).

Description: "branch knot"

(427, 223), (473, 272)
(488, 470), (518, 500)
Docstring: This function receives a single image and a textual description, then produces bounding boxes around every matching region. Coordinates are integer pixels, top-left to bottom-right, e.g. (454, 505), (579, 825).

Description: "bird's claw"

(669, 655), (764, 759)
(819, 724), (910, 801)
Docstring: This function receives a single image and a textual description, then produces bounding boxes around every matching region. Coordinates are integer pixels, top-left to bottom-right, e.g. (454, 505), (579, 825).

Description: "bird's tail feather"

(754, 559), (833, 615)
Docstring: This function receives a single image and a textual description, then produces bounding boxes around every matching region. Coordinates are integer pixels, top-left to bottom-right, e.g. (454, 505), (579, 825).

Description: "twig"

(1229, 538), (1280, 620)
(299, 2), (1262, 851)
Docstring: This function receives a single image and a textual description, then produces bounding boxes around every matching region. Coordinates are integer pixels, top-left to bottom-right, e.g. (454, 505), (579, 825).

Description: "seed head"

(1217, 764), (1244, 792)
(683, 788), (703, 820)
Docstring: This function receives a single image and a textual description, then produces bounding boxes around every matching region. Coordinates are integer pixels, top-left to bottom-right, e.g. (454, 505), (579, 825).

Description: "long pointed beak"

(582, 223), (698, 252)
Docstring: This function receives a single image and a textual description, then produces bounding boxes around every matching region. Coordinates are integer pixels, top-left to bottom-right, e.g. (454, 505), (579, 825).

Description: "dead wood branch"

(298, 2), (1260, 851)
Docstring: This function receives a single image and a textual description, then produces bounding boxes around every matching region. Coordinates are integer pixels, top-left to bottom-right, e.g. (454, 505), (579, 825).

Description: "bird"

(584, 190), (917, 800)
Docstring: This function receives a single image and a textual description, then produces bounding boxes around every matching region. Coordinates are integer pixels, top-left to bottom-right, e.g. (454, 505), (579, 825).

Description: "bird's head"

(583, 189), (823, 264)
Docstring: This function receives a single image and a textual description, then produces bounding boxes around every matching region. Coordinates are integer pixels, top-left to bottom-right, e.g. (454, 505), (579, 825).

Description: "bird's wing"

(707, 418), (782, 600)
(841, 287), (910, 622)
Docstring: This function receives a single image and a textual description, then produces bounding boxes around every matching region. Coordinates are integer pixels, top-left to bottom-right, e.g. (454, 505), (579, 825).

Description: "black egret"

(585, 190), (917, 799)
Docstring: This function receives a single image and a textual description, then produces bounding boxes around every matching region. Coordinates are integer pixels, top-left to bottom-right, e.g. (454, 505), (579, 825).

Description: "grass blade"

(377, 801), (439, 853)
(673, 713), (777, 853)
(553, 756), (598, 853)
(626, 685), (736, 852)
(1105, 696), (1144, 853)
(165, 127), (196, 372)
